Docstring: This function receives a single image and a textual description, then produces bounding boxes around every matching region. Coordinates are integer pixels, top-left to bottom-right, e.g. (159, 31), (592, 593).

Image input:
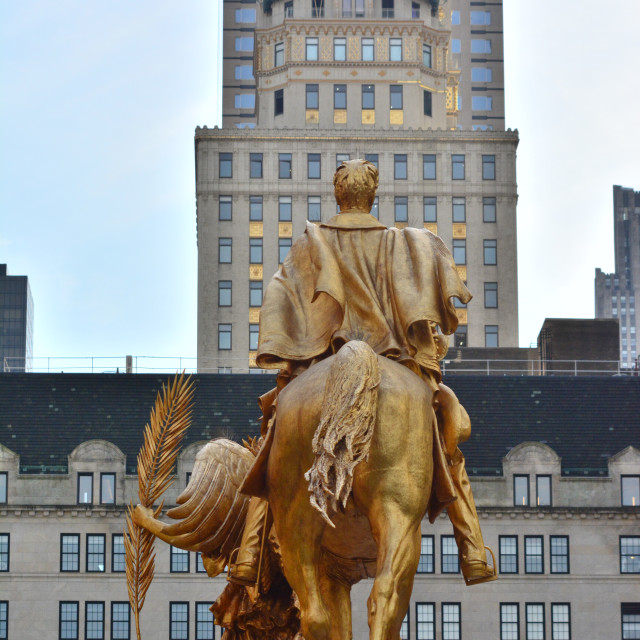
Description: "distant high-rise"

(595, 185), (640, 369)
(199, 0), (518, 372)
(0, 264), (34, 372)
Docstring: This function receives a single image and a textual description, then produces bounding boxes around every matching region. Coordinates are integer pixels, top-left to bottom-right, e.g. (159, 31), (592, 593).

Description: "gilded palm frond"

(125, 372), (195, 640)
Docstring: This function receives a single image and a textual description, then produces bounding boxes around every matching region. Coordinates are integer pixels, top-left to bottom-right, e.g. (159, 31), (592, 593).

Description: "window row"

(59, 601), (131, 640)
(451, 238), (498, 266)
(60, 533), (125, 573)
(500, 603), (571, 640)
(218, 151), (497, 181)
(217, 194), (498, 227)
(452, 324), (500, 349)
(219, 322), (262, 351)
(399, 603), (461, 640)
(451, 9), (492, 26)
(498, 535), (569, 575)
(76, 472), (116, 505)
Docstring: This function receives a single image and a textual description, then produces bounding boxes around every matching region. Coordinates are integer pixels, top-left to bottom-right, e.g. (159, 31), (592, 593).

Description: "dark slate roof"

(0, 373), (638, 476)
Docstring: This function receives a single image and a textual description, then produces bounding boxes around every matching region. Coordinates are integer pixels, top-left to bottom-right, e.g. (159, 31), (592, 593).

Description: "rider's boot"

(446, 450), (497, 586)
(228, 496), (270, 587)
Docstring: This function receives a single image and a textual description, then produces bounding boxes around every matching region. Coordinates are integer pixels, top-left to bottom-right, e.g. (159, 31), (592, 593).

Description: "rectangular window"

(100, 473), (115, 504)
(112, 534), (126, 572)
(85, 602), (104, 640)
(484, 239), (497, 265)
(550, 536), (569, 574)
(400, 611), (409, 640)
(170, 603), (189, 640)
(274, 88), (284, 116)
(0, 601), (6, 640)
(306, 37), (318, 60)
(550, 604), (570, 640)
(441, 536), (459, 574)
(417, 535), (434, 573)
(0, 535), (7, 573)
(442, 603), (461, 640)
(390, 85), (403, 110)
(622, 604), (640, 640)
(250, 196), (263, 221)
(362, 84), (375, 109)
(336, 153), (350, 168)
(250, 154), (263, 179)
(279, 238), (292, 263)
(218, 324), (232, 350)
(311, 0), (325, 17)
(334, 84), (347, 110)
(454, 325), (467, 347)
(500, 603), (519, 640)
(482, 154), (496, 180)
(61, 534), (80, 572)
(219, 152), (232, 178)
(411, 1), (420, 18)
(394, 154), (407, 179)
(234, 37), (253, 52)
(422, 44), (432, 68)
(484, 282), (498, 308)
(620, 536), (640, 573)
(525, 536), (544, 574)
(452, 197), (465, 222)
(274, 41), (284, 66)
(279, 196), (292, 221)
(371, 196), (379, 219)
(87, 534), (106, 572)
(196, 603), (215, 640)
(416, 603), (435, 640)
(249, 324), (259, 351)
(472, 96), (493, 111)
(536, 475), (551, 506)
(471, 10), (491, 25)
(394, 197), (408, 223)
(170, 546), (190, 573)
(235, 65), (254, 80)
(0, 473), (6, 504)
(362, 38), (374, 61)
(78, 472), (93, 504)
(250, 238), (263, 263)
(60, 602), (79, 640)
(499, 536), (518, 574)
(334, 37), (346, 60)
(452, 155), (465, 180)
(483, 197), (496, 222)
(622, 475), (640, 506)
(526, 603), (544, 640)
(306, 84), (319, 109)
(451, 39), (461, 54)
(485, 325), (499, 348)
(308, 153), (321, 179)
(111, 602), (130, 640)
(234, 94), (255, 109)
(235, 8), (256, 22)
(218, 281), (232, 307)
(195, 552), (206, 573)
(451, 10), (460, 24)
(250, 281), (263, 308)
(423, 154), (436, 179)
(279, 153), (292, 179)
(471, 67), (493, 82)
(452, 240), (466, 265)
(389, 38), (402, 61)
(308, 196), (321, 221)
(424, 90), (432, 117)
(423, 197), (437, 223)
(365, 153), (378, 169)
(471, 39), (492, 54)
(219, 238), (232, 264)
(219, 195), (232, 220)
(453, 294), (466, 310)
(284, 1), (293, 17)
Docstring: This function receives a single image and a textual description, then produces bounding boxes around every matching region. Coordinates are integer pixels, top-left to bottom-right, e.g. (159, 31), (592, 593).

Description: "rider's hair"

(333, 159), (379, 212)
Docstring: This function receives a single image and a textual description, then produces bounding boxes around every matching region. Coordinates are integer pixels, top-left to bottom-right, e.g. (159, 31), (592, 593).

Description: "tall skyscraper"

(0, 264), (34, 372)
(198, 0), (518, 372)
(595, 185), (640, 369)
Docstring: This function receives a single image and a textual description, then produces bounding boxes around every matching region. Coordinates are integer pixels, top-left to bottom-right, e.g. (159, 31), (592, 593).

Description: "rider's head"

(333, 159), (379, 214)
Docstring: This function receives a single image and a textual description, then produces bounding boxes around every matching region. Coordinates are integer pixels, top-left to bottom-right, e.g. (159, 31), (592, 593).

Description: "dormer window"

(77, 473), (93, 505)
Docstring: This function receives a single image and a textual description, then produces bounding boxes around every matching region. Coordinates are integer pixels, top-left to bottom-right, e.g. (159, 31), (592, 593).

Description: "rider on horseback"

(230, 159), (497, 589)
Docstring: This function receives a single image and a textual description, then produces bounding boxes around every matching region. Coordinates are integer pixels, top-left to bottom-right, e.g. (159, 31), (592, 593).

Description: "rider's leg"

(227, 496), (271, 586)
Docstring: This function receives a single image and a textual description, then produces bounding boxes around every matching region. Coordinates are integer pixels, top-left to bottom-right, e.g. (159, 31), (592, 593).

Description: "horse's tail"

(304, 340), (381, 527)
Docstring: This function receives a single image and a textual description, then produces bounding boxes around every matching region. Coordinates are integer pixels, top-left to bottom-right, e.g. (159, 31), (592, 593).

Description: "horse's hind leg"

(365, 496), (422, 640)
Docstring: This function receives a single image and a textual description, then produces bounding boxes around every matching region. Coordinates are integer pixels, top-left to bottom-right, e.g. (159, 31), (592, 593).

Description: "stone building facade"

(595, 185), (640, 370)
(0, 373), (639, 639)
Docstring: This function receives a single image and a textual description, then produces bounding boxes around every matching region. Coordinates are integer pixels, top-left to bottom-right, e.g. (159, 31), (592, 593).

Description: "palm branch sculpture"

(124, 372), (195, 640)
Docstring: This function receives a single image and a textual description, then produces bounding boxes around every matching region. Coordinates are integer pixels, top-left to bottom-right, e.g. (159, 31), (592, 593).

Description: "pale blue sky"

(1, 1), (639, 365)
